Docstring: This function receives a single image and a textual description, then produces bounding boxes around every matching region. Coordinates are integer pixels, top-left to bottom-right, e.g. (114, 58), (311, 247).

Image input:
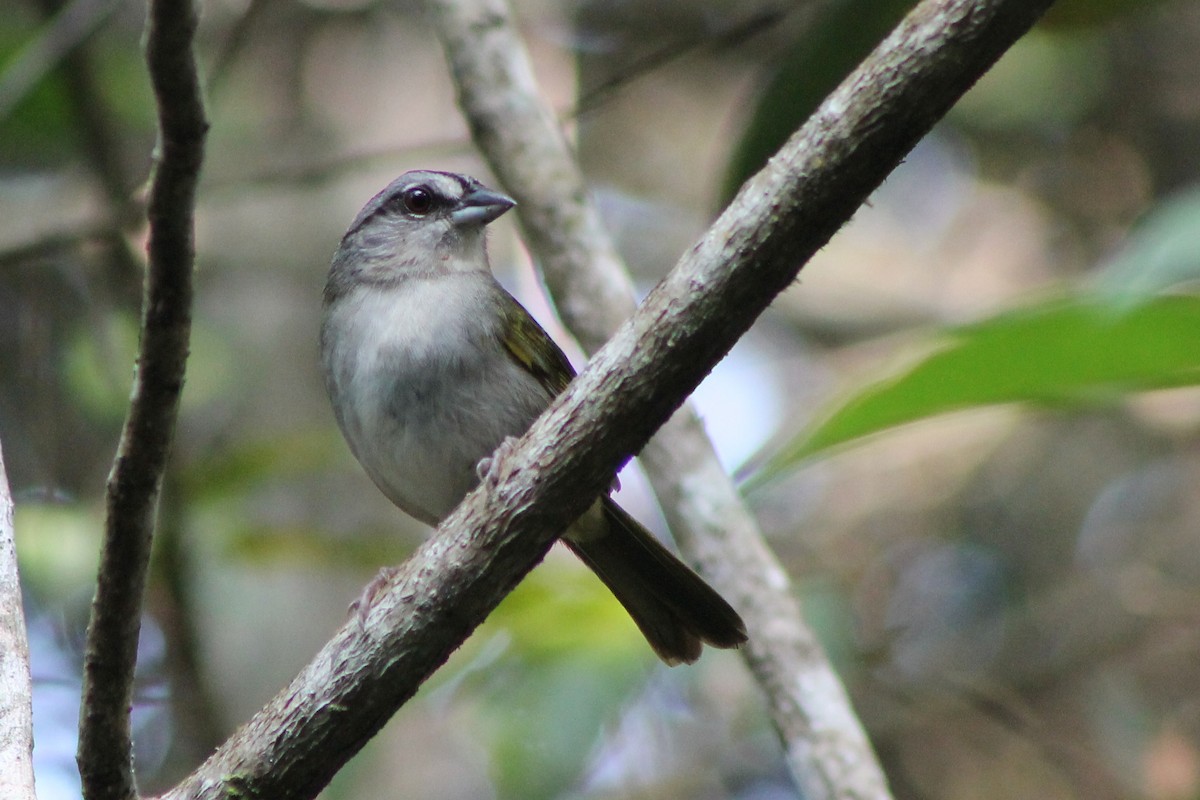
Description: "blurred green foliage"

(61, 310), (139, 423)
(14, 502), (101, 601)
(0, 12), (76, 162)
(723, 0), (918, 202)
(1041, 0), (1171, 29)
(950, 29), (1109, 133)
(63, 313), (237, 422)
(487, 561), (654, 667)
(181, 429), (343, 505)
(0, 7), (153, 164)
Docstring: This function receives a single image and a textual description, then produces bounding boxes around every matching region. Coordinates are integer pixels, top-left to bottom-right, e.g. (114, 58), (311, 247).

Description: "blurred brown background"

(3, 0), (1200, 798)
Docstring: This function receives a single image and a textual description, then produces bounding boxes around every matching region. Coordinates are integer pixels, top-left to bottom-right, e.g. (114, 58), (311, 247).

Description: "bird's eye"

(401, 186), (435, 215)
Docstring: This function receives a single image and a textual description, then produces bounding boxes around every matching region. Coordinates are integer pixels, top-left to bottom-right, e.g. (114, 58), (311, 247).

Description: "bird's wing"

(496, 293), (576, 397)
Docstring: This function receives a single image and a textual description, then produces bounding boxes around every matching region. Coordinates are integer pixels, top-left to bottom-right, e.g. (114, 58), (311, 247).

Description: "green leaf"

(751, 293), (1200, 482)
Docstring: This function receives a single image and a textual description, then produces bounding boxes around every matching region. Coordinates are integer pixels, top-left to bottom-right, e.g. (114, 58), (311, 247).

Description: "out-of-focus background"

(4, 0), (1200, 797)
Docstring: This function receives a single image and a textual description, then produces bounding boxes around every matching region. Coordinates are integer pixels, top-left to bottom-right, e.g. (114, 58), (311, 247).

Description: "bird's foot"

(350, 565), (401, 626)
(476, 436), (521, 487)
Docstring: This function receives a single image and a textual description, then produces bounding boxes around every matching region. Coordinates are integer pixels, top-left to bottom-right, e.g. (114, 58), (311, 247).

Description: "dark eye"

(401, 186), (435, 215)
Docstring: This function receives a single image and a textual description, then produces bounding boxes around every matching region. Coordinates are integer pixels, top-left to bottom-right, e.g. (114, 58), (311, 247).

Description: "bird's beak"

(450, 186), (516, 228)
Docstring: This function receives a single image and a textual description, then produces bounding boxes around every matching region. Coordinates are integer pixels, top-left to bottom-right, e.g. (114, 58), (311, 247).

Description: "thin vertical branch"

(419, 1), (893, 797)
(0, 441), (36, 800)
(76, 0), (207, 797)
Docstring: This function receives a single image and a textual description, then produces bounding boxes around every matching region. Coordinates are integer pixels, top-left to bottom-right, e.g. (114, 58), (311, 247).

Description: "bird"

(320, 169), (747, 665)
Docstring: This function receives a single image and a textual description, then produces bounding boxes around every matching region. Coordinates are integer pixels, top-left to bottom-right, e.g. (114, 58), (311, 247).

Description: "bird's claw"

(350, 565), (401, 626)
(477, 436), (521, 486)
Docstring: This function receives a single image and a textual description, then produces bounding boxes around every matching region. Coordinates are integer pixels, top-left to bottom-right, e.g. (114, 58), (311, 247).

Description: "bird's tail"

(563, 497), (748, 665)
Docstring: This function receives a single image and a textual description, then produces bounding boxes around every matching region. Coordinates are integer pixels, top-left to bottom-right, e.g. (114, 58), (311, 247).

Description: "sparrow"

(320, 169), (747, 664)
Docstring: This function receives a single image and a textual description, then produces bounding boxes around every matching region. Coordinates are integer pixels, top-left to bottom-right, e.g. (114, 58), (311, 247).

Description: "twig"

(568, 7), (788, 119)
(157, 0), (1053, 796)
(76, 0), (207, 796)
(0, 441), (36, 800)
(421, 0), (889, 797)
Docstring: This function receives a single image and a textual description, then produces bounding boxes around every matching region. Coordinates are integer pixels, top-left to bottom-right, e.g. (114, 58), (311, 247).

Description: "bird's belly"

(339, 342), (548, 525)
(324, 281), (552, 526)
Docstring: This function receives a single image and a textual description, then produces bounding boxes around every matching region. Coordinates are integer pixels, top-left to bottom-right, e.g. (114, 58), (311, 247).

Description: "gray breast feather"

(324, 276), (552, 523)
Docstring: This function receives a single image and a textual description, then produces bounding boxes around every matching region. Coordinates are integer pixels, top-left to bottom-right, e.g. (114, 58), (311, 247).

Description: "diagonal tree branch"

(419, 1), (891, 797)
(76, 0), (207, 797)
(0, 440), (35, 800)
(157, 0), (1054, 797)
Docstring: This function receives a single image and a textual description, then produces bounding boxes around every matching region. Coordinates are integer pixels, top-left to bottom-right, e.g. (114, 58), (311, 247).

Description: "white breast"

(322, 276), (551, 525)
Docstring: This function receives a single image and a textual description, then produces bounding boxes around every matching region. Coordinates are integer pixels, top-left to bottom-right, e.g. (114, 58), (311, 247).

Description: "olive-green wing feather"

(496, 293), (576, 397)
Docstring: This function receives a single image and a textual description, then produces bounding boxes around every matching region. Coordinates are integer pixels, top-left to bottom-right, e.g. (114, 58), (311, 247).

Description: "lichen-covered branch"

(0, 441), (35, 800)
(76, 0), (208, 797)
